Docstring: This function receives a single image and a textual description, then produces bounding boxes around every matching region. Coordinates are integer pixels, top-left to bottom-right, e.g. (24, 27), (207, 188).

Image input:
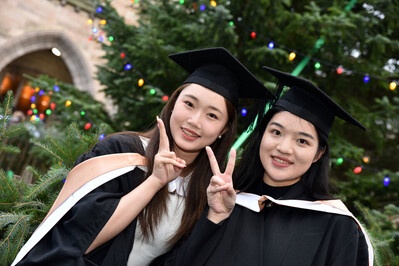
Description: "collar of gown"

(168, 175), (190, 196)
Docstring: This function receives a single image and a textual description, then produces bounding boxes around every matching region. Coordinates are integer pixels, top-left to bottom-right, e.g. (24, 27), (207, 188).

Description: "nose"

(187, 112), (202, 129)
(276, 137), (293, 154)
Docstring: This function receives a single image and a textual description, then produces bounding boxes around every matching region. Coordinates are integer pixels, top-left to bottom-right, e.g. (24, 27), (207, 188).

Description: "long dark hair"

(137, 84), (237, 244)
(233, 106), (332, 200)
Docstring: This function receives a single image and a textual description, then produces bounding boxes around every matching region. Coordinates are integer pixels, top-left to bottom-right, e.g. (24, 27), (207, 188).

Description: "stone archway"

(0, 30), (94, 94)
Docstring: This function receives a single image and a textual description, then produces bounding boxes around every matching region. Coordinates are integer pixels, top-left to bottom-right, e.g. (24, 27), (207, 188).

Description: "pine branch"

(23, 166), (68, 203)
(0, 170), (22, 212)
(0, 212), (31, 265)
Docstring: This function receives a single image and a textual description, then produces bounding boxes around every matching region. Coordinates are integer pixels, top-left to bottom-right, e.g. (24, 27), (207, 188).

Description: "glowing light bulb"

(268, 42), (274, 49)
(96, 6), (103, 13)
(138, 78), (144, 87)
(288, 52), (296, 61)
(84, 122), (92, 130)
(389, 81), (397, 91)
(124, 63), (132, 71)
(353, 166), (362, 174)
(383, 176), (390, 186)
(336, 66), (344, 75)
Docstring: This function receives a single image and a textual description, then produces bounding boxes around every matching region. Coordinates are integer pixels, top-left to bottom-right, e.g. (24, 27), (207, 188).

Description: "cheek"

(259, 135), (270, 161)
(207, 124), (226, 139)
(298, 149), (319, 166)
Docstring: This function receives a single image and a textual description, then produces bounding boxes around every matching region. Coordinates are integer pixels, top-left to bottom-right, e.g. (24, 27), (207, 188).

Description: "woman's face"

(260, 111), (323, 187)
(170, 83), (229, 163)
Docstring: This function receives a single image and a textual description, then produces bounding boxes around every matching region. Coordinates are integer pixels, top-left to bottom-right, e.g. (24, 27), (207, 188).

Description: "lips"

(181, 127), (200, 139)
(272, 156), (292, 166)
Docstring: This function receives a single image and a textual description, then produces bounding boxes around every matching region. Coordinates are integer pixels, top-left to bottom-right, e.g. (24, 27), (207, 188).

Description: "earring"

(218, 135), (222, 139)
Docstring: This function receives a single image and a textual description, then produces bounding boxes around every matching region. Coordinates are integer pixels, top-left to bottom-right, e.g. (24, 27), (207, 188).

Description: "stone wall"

(0, 0), (138, 104)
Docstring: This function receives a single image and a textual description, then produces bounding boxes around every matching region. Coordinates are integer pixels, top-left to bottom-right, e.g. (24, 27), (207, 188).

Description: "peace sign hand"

(205, 146), (236, 224)
(150, 117), (186, 188)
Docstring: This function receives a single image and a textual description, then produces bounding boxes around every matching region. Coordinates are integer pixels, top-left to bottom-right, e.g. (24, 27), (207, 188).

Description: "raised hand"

(151, 117), (186, 187)
(205, 146), (236, 224)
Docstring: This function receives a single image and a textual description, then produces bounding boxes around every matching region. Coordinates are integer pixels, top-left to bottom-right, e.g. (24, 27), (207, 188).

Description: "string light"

(336, 65), (344, 75)
(383, 175), (390, 187)
(65, 100), (72, 107)
(288, 52), (296, 61)
(124, 63), (132, 71)
(229, 17), (396, 91)
(268, 42), (275, 49)
(250, 31), (256, 39)
(138, 78), (144, 87)
(389, 81), (397, 91)
(353, 166), (362, 174)
(96, 6), (103, 14)
(84, 122), (92, 130)
(336, 157), (344, 165)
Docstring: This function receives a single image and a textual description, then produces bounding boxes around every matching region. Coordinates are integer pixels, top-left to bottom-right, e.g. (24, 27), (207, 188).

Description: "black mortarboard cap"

(262, 66), (366, 137)
(169, 47), (273, 109)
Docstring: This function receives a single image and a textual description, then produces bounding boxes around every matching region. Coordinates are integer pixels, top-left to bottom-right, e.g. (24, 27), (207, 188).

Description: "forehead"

(269, 111), (317, 134)
(179, 84), (226, 100)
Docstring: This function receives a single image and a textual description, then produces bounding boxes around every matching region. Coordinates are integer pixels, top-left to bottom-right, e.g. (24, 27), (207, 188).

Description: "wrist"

(146, 175), (167, 191)
(207, 209), (232, 224)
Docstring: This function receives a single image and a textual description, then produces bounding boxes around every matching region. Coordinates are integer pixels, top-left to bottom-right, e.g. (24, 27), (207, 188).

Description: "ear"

(220, 122), (230, 136)
(313, 147), (326, 163)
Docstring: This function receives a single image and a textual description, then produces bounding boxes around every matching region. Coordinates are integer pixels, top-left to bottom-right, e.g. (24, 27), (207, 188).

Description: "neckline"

(261, 182), (297, 199)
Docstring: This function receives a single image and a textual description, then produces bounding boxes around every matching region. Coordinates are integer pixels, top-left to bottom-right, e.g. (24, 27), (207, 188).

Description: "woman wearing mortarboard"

(11, 47), (273, 266)
(155, 66), (373, 265)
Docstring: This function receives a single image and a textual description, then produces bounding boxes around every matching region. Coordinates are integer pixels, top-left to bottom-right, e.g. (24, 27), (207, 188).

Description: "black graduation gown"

(17, 134), (146, 266)
(155, 182), (369, 266)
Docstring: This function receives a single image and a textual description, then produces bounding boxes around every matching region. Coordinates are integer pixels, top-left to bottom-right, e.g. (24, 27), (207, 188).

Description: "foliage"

(27, 74), (116, 132)
(0, 122), (110, 265)
(359, 203), (399, 265)
(0, 91), (28, 155)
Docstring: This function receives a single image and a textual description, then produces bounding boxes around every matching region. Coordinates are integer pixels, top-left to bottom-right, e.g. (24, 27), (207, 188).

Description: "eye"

(184, 101), (194, 108)
(271, 129), (281, 136)
(208, 113), (218, 120)
(297, 138), (309, 145)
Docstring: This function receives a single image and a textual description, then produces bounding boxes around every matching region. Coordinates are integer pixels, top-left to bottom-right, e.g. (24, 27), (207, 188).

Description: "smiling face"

(259, 111), (324, 187)
(170, 83), (229, 164)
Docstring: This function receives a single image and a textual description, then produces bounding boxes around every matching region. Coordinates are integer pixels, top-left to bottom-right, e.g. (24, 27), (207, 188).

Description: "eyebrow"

(269, 121), (316, 140)
(181, 93), (225, 114)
